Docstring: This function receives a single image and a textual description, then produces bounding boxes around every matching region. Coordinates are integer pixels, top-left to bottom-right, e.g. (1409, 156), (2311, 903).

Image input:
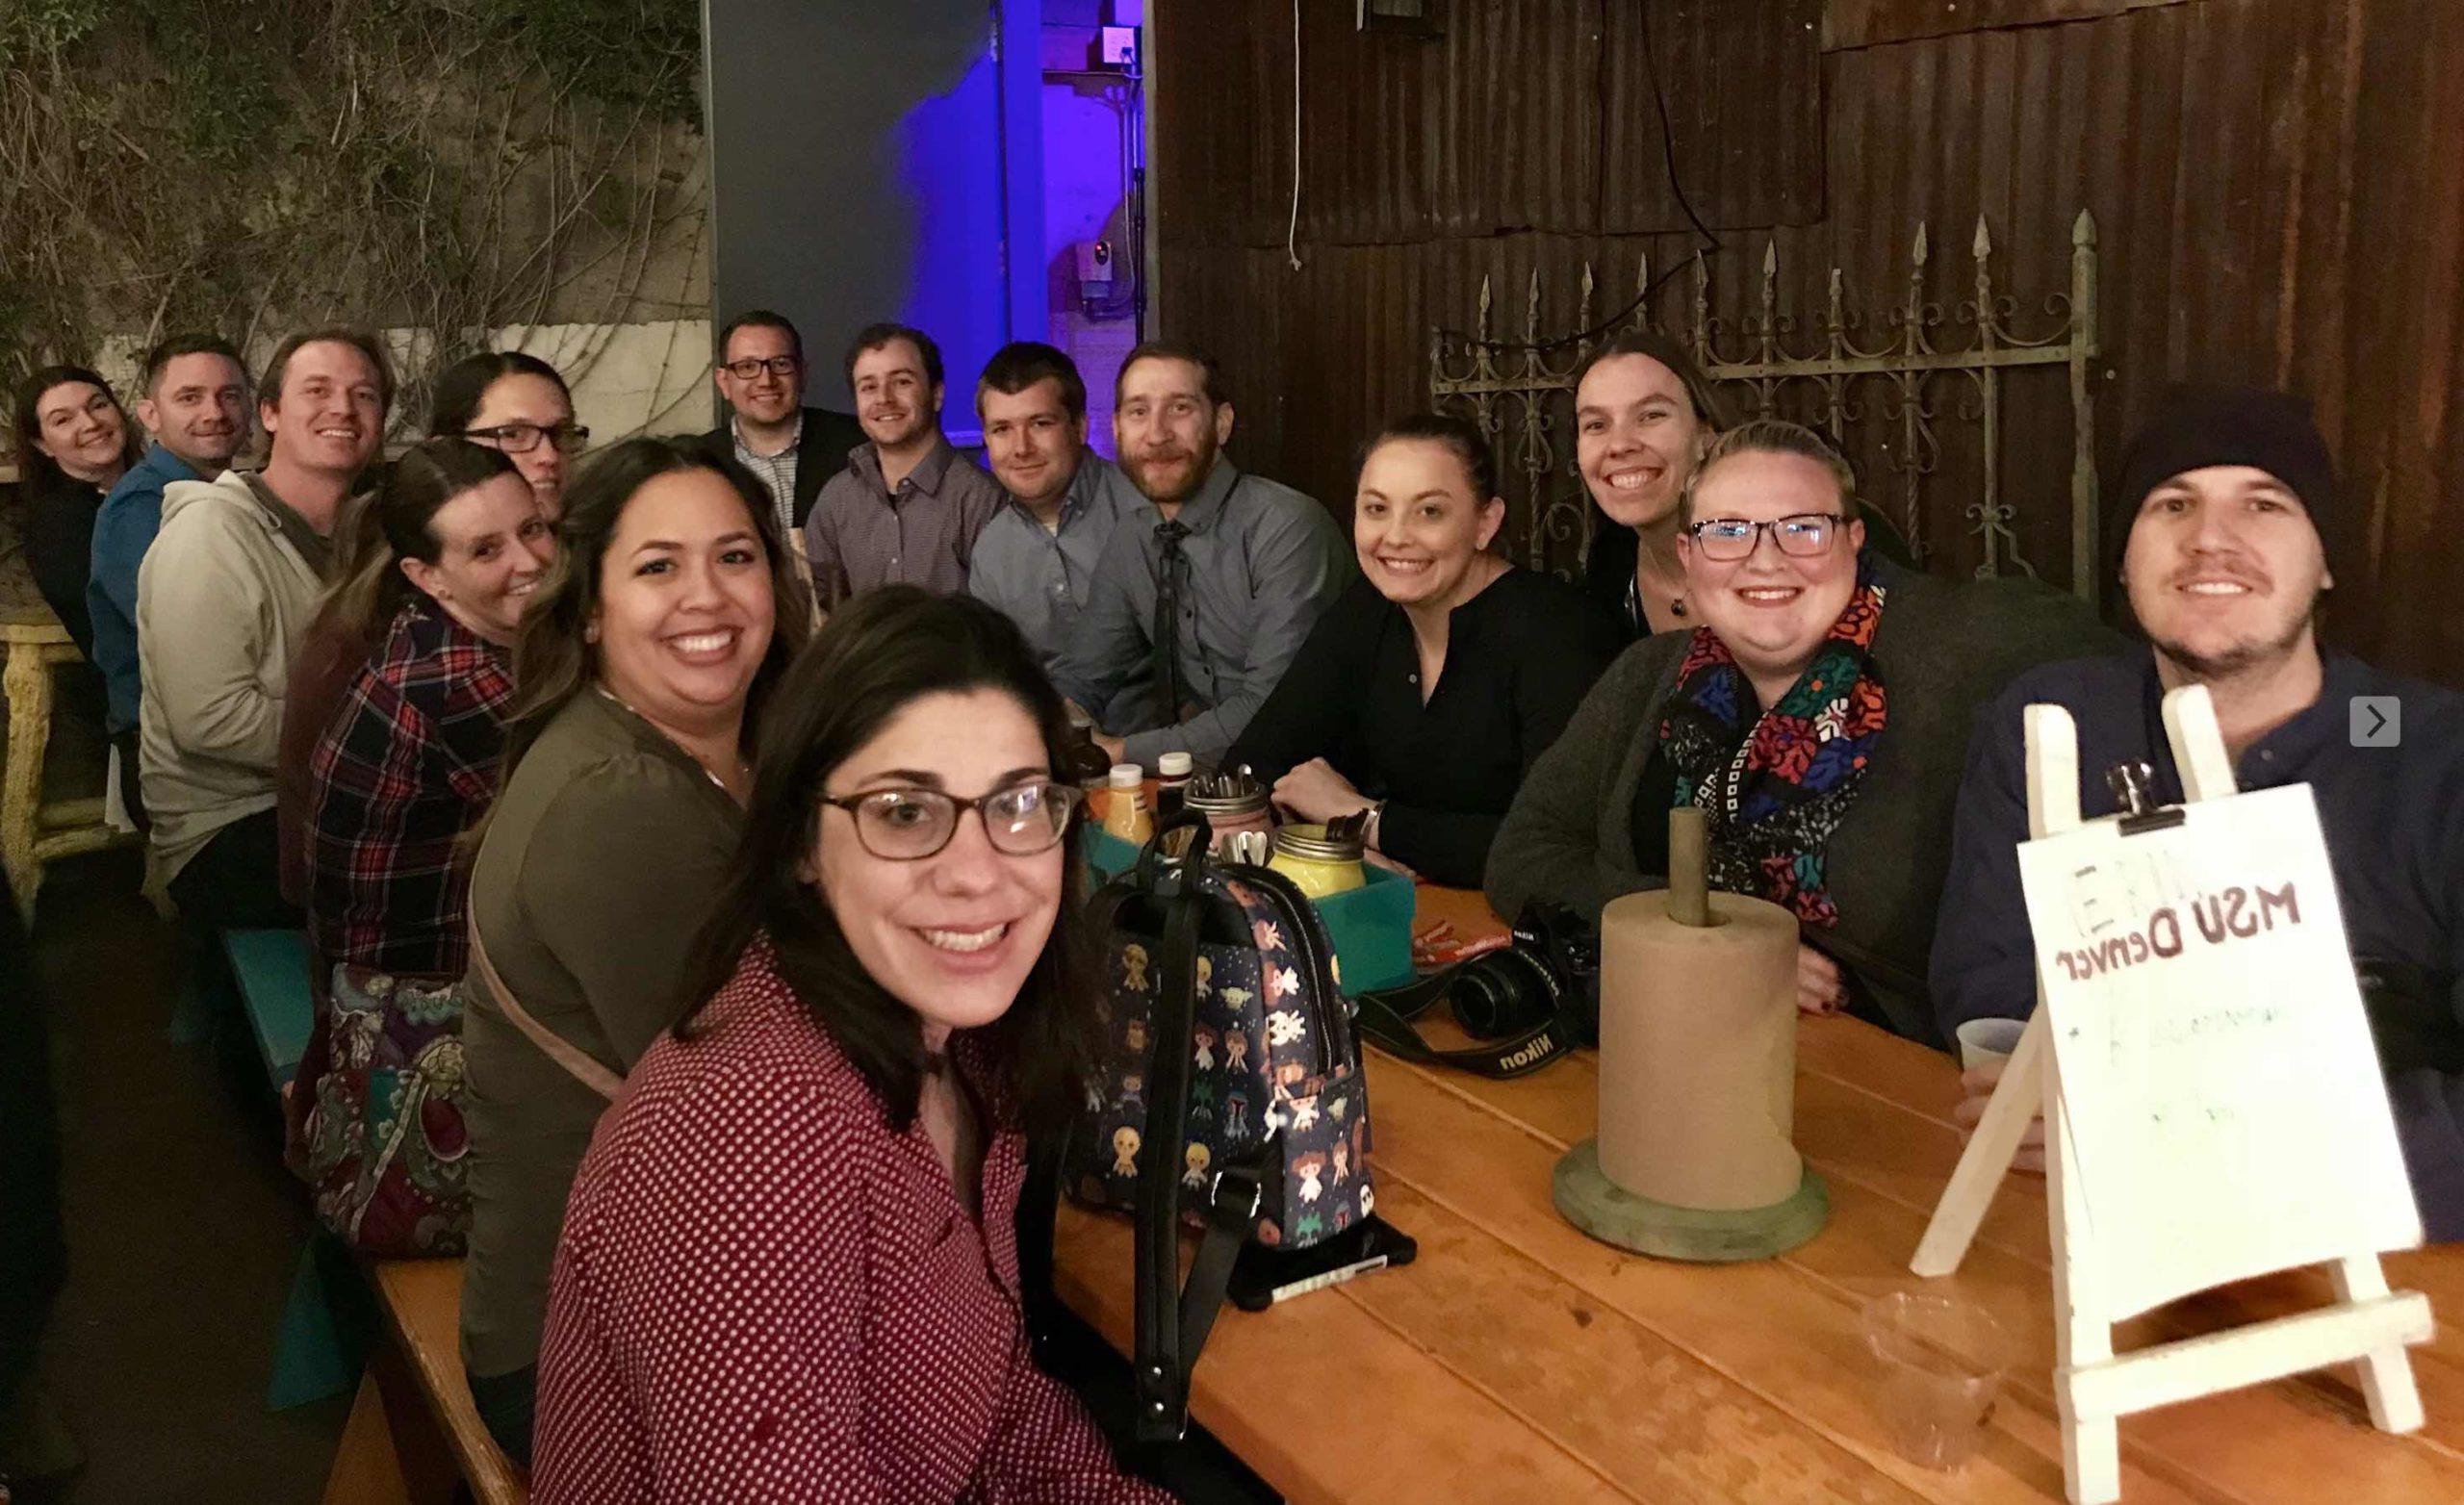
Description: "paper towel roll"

(1596, 886), (1803, 1212)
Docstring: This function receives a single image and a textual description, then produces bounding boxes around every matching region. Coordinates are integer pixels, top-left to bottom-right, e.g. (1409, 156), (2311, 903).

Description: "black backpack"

(1071, 812), (1373, 1441)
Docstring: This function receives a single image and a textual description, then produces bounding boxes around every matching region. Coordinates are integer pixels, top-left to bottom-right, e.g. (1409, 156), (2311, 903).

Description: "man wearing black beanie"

(1930, 387), (2464, 1240)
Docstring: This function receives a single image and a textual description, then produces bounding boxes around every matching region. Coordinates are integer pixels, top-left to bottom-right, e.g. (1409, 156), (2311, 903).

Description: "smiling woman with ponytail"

(292, 438), (556, 974)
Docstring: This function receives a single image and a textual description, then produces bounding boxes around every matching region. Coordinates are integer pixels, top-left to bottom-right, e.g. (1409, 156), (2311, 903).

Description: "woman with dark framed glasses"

(532, 587), (1168, 1502)
(1488, 420), (2115, 1045)
(431, 350), (587, 520)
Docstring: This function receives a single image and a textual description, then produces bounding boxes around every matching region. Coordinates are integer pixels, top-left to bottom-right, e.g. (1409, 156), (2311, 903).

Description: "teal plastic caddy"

(1083, 827), (1419, 993)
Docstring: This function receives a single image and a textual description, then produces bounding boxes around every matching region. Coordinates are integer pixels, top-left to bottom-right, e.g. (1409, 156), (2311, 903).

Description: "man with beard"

(695, 310), (863, 542)
(1932, 387), (2464, 1237)
(139, 327), (391, 927)
(1051, 343), (1352, 768)
(87, 334), (252, 829)
(803, 321), (1003, 607)
(966, 341), (1142, 672)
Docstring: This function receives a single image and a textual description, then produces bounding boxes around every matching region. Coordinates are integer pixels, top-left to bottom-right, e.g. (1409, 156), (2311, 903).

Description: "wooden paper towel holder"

(1553, 807), (1829, 1263)
(1909, 685), (2429, 1505)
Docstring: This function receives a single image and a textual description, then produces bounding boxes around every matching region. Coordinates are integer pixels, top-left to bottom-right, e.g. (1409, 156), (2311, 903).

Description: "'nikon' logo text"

(1499, 1033), (1556, 1072)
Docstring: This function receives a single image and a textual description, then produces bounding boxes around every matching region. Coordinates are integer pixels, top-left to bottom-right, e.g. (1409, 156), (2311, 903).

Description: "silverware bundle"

(1223, 829), (1272, 865)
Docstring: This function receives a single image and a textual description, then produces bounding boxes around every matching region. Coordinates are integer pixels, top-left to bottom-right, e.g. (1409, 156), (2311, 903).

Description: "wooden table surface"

(1052, 889), (2464, 1504)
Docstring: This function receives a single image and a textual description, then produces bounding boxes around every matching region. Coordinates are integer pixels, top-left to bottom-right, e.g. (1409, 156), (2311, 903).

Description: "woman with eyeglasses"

(432, 350), (588, 520)
(1488, 420), (2115, 1044)
(457, 438), (810, 1466)
(531, 587), (1167, 1502)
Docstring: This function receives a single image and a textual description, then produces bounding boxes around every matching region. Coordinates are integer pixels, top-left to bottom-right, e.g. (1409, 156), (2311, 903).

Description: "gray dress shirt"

(966, 453), (1143, 669)
(1050, 459), (1354, 767)
(804, 437), (1005, 606)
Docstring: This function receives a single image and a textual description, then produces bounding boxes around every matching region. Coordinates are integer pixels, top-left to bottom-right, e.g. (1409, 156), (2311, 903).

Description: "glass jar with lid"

(1187, 778), (1274, 857)
(1269, 822), (1366, 900)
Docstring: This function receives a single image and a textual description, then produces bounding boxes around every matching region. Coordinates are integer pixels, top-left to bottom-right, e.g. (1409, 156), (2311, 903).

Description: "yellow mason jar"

(1268, 823), (1366, 900)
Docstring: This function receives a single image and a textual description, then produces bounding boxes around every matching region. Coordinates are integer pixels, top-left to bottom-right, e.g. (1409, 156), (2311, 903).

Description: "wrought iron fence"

(1428, 211), (2101, 606)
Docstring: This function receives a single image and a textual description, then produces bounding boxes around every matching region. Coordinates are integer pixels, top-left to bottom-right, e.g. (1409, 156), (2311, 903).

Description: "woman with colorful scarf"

(1486, 421), (2117, 1044)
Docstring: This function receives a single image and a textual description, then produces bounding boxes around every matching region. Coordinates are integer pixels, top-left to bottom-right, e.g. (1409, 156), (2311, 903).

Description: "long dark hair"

(428, 350), (572, 436)
(310, 438), (524, 647)
(498, 437), (812, 782)
(674, 588), (1099, 1135)
(12, 364), (141, 497)
(1569, 331), (1729, 613)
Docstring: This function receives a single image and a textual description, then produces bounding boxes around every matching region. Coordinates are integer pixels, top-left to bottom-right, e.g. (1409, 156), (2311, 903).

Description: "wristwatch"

(1364, 800), (1389, 851)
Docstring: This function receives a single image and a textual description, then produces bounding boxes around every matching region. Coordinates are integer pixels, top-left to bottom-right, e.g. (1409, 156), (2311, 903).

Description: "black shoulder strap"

(1128, 876), (1266, 1442)
(1353, 954), (1578, 1079)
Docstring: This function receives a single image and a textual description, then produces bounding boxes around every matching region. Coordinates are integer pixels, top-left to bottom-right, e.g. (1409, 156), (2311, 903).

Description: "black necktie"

(1152, 520), (1191, 723)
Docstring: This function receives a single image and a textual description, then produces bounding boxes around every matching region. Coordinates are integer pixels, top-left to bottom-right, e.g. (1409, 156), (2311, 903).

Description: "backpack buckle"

(1207, 1165), (1262, 1224)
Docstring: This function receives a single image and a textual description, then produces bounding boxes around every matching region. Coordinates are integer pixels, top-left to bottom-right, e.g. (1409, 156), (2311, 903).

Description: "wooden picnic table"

(1051, 886), (2464, 1504)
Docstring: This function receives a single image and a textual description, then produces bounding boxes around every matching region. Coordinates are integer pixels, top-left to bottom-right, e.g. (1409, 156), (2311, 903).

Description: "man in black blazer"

(698, 310), (865, 536)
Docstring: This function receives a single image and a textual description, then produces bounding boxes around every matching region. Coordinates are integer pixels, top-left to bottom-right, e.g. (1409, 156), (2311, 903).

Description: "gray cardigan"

(1485, 559), (2119, 1044)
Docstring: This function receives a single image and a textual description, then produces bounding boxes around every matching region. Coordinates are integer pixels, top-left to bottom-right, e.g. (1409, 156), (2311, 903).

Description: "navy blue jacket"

(1932, 649), (2464, 1240)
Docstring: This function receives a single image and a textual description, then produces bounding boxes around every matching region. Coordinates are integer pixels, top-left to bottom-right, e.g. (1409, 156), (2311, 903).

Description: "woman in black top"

(11, 365), (141, 662)
(1571, 332), (1728, 641)
(1226, 414), (1625, 887)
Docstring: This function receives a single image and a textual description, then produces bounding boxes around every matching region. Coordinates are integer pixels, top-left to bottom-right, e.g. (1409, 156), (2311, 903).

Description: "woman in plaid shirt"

(304, 439), (556, 975)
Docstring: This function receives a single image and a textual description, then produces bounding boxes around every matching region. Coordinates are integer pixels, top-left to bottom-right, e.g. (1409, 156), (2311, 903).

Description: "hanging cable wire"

(1286, 0), (1304, 270)
(1450, 0), (1723, 353)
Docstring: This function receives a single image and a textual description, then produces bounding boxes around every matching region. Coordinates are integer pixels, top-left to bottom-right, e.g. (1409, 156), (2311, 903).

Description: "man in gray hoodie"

(137, 326), (393, 928)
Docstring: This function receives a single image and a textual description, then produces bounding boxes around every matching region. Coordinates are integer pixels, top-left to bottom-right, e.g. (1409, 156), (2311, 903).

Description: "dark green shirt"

(459, 689), (742, 1381)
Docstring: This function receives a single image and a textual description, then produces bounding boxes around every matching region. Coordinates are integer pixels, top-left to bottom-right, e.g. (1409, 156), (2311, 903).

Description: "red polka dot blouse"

(532, 940), (1171, 1503)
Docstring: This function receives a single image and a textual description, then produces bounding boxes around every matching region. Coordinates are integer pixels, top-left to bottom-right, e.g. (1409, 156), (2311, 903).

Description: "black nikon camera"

(1353, 901), (1600, 1078)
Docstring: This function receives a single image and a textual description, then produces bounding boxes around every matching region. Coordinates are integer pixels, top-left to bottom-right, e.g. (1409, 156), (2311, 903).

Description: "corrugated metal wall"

(1151, 0), (2464, 680)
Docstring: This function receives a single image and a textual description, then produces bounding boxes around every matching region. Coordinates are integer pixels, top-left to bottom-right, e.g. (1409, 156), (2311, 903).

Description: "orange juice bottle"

(1102, 764), (1154, 845)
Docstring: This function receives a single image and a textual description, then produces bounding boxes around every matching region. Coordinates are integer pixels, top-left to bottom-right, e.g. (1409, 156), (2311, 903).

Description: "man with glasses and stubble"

(695, 310), (865, 543)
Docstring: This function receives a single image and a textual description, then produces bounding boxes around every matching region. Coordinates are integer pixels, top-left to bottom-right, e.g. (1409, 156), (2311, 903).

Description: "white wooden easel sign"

(1912, 685), (2432, 1504)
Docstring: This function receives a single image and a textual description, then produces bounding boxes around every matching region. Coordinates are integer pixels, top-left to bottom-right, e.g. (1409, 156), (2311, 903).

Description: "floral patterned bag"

(1074, 812), (1373, 1441)
(293, 966), (472, 1258)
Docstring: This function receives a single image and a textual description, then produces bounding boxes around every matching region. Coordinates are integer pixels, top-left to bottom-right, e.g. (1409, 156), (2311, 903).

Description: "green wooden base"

(1552, 1137), (1830, 1263)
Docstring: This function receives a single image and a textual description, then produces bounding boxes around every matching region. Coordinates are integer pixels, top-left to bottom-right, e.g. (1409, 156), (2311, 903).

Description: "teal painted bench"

(220, 928), (314, 1086)
(218, 928), (374, 1411)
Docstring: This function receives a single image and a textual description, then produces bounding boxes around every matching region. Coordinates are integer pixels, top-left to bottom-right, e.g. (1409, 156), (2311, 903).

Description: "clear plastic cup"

(1861, 1291), (2010, 1469)
(1955, 1017), (2027, 1072)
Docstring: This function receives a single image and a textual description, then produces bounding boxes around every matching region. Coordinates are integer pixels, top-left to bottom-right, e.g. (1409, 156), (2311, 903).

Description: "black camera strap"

(1354, 954), (1578, 1079)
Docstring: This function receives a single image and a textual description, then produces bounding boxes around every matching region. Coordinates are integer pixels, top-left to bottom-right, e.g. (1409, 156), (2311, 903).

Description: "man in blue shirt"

(1049, 344), (1352, 768)
(965, 342), (1142, 675)
(1933, 388), (2464, 1237)
(86, 334), (250, 828)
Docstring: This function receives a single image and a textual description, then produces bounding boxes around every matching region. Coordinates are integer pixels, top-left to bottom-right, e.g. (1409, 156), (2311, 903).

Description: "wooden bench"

(324, 1259), (528, 1505)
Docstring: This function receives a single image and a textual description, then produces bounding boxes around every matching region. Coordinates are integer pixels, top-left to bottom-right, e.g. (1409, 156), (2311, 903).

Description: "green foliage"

(0, 0), (110, 73)
(505, 0), (705, 122)
(0, 0), (703, 387)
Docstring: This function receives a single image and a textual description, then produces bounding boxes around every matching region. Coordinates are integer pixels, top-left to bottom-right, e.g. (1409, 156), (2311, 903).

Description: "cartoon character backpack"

(1074, 811), (1373, 1441)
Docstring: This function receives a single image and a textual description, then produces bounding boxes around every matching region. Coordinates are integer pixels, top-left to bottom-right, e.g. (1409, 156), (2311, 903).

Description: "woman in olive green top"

(459, 438), (812, 1465)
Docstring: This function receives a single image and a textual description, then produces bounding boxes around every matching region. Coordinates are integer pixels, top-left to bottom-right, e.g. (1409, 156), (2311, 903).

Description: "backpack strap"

(466, 912), (623, 1103)
(1354, 951), (1579, 1079)
(1129, 867), (1264, 1442)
